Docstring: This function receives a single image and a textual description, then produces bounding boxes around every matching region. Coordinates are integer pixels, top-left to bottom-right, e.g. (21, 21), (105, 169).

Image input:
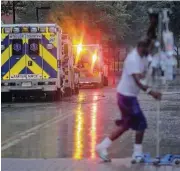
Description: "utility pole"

(36, 7), (50, 23)
(12, 1), (16, 24)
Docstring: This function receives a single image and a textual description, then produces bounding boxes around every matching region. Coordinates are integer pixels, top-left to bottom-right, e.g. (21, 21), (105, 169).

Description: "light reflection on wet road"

(1, 85), (180, 159)
(73, 93), (84, 159)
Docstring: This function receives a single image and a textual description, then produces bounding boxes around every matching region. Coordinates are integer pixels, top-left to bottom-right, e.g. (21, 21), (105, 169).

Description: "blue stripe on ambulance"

(19, 67), (27, 74)
(9, 43), (26, 69)
(1, 35), (10, 53)
(1, 62), (9, 78)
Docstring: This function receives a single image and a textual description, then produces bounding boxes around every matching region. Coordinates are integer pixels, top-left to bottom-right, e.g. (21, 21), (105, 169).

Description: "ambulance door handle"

(28, 61), (33, 66)
(16, 57), (20, 59)
(32, 57), (36, 60)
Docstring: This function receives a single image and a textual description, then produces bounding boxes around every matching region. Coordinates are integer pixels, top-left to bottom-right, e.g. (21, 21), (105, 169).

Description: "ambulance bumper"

(1, 79), (59, 92)
(1, 86), (57, 92)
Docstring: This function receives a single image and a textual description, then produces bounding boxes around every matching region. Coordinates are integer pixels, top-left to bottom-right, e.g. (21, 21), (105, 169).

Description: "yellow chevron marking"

(3, 55), (26, 80)
(22, 37), (27, 44)
(1, 34), (8, 41)
(9, 41), (12, 58)
(40, 44), (57, 71)
(43, 33), (57, 48)
(1, 44), (11, 66)
(26, 55), (49, 79)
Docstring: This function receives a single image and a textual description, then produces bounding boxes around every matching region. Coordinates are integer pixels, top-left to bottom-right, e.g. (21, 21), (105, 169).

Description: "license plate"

(22, 82), (32, 87)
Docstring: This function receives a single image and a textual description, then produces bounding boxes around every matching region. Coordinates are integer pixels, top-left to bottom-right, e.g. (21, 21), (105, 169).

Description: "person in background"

(172, 55), (177, 79)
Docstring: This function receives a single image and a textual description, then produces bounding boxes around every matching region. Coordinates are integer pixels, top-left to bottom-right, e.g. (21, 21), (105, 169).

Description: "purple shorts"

(116, 93), (147, 131)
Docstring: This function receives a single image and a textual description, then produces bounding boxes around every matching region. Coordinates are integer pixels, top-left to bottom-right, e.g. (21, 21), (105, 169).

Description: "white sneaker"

(95, 144), (111, 162)
(131, 152), (144, 163)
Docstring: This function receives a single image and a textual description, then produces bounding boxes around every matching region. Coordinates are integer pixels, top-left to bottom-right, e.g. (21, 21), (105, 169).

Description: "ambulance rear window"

(12, 39), (23, 55)
(28, 39), (39, 55)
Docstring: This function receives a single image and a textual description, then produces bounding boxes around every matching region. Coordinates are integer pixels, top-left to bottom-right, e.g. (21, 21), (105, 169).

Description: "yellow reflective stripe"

(40, 44), (57, 71)
(5, 55), (26, 79)
(26, 55), (49, 79)
(43, 33), (57, 48)
(1, 44), (11, 66)
(22, 37), (27, 44)
(1, 33), (8, 41)
(9, 41), (12, 58)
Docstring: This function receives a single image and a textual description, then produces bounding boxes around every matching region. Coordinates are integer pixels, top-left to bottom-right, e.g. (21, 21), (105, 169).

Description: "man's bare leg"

(135, 131), (144, 144)
(109, 125), (128, 141)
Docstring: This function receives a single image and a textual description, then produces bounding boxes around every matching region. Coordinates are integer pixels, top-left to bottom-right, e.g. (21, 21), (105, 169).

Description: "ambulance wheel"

(99, 82), (103, 88)
(2, 92), (12, 103)
(75, 87), (79, 95)
(55, 89), (61, 101)
(104, 77), (108, 86)
(64, 87), (72, 97)
(45, 92), (53, 101)
(94, 83), (103, 89)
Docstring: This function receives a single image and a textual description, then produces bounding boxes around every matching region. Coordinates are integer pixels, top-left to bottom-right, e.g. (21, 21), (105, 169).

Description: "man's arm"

(132, 74), (162, 100)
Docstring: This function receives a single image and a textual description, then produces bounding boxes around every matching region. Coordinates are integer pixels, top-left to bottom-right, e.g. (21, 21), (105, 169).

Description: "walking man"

(96, 39), (162, 162)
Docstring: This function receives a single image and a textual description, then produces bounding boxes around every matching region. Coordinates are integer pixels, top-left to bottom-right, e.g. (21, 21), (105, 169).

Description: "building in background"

(1, 14), (13, 24)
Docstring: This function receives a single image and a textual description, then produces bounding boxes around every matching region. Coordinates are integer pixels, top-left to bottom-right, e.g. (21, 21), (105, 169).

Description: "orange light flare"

(77, 43), (82, 55)
(91, 52), (98, 72)
(90, 94), (98, 159)
(73, 93), (85, 160)
(75, 39), (83, 65)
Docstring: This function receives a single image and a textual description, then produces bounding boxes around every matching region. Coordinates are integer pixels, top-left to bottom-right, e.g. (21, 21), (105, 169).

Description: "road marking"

(1, 109), (75, 151)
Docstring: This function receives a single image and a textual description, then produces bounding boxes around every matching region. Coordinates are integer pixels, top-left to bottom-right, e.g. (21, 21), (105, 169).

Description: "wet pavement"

(2, 79), (180, 161)
(2, 158), (180, 171)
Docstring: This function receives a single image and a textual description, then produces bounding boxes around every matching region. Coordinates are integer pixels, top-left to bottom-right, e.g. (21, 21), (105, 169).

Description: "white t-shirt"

(117, 49), (147, 97)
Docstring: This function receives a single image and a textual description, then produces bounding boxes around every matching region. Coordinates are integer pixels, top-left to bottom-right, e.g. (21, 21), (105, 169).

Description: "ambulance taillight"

(4, 27), (11, 33)
(30, 27), (38, 33)
(39, 27), (46, 33)
(48, 27), (56, 33)
(22, 27), (29, 33)
(12, 27), (20, 33)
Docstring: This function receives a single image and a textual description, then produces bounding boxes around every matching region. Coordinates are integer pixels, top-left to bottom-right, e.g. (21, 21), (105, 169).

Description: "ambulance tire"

(45, 92), (53, 101)
(45, 91), (59, 102)
(104, 76), (108, 86)
(75, 87), (79, 95)
(2, 92), (12, 103)
(93, 83), (98, 89)
(94, 83), (103, 89)
(64, 87), (72, 97)
(55, 88), (61, 101)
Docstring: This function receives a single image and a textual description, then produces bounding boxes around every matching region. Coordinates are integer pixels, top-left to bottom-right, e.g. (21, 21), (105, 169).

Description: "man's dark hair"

(137, 39), (150, 48)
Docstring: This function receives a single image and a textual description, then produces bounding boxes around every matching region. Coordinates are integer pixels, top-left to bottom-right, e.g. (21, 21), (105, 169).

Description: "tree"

(3, 1), (180, 48)
(1, 1), (26, 23)
(48, 1), (130, 45)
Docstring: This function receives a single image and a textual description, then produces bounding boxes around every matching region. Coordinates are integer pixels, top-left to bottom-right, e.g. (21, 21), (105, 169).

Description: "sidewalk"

(2, 158), (180, 171)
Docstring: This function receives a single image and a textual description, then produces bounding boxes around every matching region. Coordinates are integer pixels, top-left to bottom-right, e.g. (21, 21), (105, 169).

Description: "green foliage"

(1, 1), (180, 46)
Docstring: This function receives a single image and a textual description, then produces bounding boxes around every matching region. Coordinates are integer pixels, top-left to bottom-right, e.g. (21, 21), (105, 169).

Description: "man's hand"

(140, 73), (146, 79)
(132, 74), (162, 100)
(150, 91), (162, 100)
